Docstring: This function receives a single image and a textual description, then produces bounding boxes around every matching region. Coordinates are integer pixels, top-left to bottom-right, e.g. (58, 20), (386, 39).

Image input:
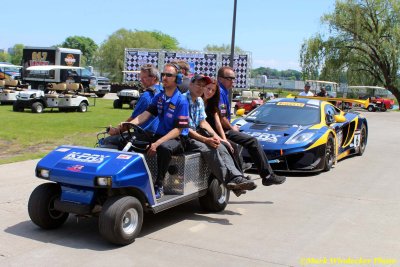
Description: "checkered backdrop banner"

(221, 54), (248, 89)
(125, 50), (159, 81)
(163, 52), (218, 78)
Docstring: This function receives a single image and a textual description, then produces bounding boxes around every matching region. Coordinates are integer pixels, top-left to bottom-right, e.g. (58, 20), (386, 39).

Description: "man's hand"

(231, 124), (240, 132)
(220, 139), (234, 153)
(108, 125), (120, 136)
(204, 136), (220, 149)
(147, 141), (160, 156)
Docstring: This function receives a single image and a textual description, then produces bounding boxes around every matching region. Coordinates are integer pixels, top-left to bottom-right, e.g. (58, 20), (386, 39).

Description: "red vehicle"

(234, 97), (264, 113)
(367, 96), (394, 112)
(348, 86), (395, 112)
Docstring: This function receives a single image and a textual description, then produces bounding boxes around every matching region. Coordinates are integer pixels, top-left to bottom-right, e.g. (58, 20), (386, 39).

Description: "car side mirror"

(334, 114), (346, 123)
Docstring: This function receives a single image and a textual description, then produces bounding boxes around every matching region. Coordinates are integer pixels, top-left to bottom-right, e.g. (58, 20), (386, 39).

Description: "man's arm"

(147, 128), (182, 156)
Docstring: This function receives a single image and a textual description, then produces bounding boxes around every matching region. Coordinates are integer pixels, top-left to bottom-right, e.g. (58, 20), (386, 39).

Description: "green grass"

(0, 98), (129, 164)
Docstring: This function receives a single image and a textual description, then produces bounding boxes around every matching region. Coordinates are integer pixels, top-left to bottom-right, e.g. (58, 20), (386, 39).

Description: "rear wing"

(287, 94), (370, 109)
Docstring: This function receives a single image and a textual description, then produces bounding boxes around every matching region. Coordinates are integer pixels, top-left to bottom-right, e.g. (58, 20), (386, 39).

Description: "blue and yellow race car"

(233, 97), (368, 172)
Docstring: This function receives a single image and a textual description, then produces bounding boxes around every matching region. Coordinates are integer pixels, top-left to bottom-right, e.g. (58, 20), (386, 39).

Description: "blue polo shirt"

(218, 82), (231, 121)
(131, 85), (160, 133)
(146, 88), (189, 136)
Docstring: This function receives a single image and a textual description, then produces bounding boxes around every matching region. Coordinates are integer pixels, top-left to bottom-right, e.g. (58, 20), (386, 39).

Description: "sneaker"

(154, 185), (164, 199)
(227, 176), (257, 191)
(232, 189), (247, 197)
(242, 162), (253, 172)
(262, 174), (286, 186)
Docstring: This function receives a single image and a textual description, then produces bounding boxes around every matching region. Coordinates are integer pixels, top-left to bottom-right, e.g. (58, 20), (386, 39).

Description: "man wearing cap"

(185, 74), (257, 192)
(317, 86), (328, 97)
(217, 66), (286, 186)
(299, 82), (315, 96)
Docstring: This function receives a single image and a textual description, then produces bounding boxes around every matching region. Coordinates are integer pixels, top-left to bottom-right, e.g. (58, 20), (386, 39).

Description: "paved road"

(1, 111), (399, 267)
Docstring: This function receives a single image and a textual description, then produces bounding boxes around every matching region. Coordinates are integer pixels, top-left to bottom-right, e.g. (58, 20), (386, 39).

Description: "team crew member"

(109, 63), (190, 199)
(186, 75), (256, 192)
(217, 66), (286, 186)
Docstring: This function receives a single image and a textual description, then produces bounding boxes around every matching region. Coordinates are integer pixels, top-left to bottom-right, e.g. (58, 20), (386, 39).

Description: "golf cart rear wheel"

(113, 99), (122, 109)
(99, 196), (143, 245)
(78, 102), (88, 112)
(32, 102), (44, 113)
(199, 178), (230, 212)
(28, 183), (69, 229)
(13, 102), (24, 112)
(367, 105), (375, 112)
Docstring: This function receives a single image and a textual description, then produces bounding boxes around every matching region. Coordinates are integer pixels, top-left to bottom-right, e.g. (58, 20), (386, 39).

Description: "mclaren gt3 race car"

(233, 97), (368, 172)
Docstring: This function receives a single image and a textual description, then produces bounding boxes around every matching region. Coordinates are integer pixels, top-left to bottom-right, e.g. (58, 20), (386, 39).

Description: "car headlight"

(285, 132), (315, 144)
(37, 168), (50, 179)
(95, 176), (112, 187)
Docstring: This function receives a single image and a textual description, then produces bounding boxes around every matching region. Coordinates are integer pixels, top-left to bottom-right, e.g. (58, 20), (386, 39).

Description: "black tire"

(28, 183), (69, 229)
(199, 178), (230, 212)
(77, 102), (88, 112)
(99, 196), (143, 245)
(32, 102), (44, 113)
(129, 100), (137, 109)
(367, 105), (375, 112)
(113, 99), (122, 109)
(13, 102), (24, 112)
(357, 124), (367, 156)
(95, 93), (105, 98)
(323, 135), (335, 172)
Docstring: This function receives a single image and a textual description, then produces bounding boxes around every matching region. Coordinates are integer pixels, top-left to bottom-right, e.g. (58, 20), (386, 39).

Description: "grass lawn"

(0, 98), (130, 164)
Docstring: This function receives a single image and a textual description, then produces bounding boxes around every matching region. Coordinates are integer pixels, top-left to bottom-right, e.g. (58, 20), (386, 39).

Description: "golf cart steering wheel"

(119, 122), (152, 152)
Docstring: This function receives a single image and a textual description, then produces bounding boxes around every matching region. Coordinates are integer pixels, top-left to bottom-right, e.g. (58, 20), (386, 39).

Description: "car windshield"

(246, 102), (320, 125)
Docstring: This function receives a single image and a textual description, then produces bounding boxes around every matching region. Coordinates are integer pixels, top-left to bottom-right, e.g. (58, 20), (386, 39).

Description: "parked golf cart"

(28, 123), (230, 245)
(0, 63), (23, 105)
(113, 89), (140, 109)
(13, 65), (89, 113)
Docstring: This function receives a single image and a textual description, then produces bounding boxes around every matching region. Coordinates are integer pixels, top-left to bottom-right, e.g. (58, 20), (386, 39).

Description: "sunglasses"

(222, 76), (235, 81)
(161, 72), (176, 77)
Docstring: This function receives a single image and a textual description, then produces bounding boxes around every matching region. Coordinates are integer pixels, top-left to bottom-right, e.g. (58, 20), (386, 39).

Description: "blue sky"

(1, 0), (336, 70)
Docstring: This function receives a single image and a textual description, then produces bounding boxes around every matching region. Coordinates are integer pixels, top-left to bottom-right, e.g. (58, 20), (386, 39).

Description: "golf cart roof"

(306, 80), (338, 86)
(27, 65), (85, 71)
(0, 63), (22, 68)
(122, 70), (140, 73)
(348, 86), (386, 90)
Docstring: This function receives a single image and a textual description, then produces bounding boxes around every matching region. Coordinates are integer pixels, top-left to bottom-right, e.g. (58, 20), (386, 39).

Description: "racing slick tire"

(323, 135), (335, 172)
(77, 102), (88, 112)
(28, 183), (69, 229)
(199, 178), (230, 212)
(99, 196), (143, 245)
(113, 99), (123, 109)
(357, 124), (367, 156)
(32, 102), (44, 113)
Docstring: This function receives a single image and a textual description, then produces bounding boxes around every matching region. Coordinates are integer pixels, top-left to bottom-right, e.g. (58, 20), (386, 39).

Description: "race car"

(232, 97), (368, 172)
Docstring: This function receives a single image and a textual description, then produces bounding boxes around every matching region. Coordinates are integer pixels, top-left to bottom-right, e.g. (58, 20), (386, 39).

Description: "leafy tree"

(300, 0), (400, 107)
(95, 29), (179, 82)
(10, 44), (24, 65)
(0, 52), (9, 62)
(61, 36), (98, 66)
(251, 67), (302, 80)
(204, 44), (246, 54)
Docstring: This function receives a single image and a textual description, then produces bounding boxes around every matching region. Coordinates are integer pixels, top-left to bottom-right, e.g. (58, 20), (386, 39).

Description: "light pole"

(229, 0), (237, 104)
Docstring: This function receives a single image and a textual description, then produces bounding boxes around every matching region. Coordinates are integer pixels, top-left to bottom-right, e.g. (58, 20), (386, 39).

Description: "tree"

(300, 0), (400, 107)
(204, 44), (246, 54)
(95, 29), (179, 82)
(0, 52), (9, 62)
(11, 44), (24, 65)
(61, 36), (98, 66)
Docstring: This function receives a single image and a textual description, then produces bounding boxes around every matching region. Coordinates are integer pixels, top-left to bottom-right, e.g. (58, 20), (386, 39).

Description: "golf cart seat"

(0, 80), (5, 88)
(67, 83), (80, 91)
(49, 83), (67, 91)
(45, 93), (59, 98)
(5, 79), (19, 87)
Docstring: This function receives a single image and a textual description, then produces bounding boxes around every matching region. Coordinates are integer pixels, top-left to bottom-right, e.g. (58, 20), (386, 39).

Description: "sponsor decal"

(167, 113), (173, 118)
(169, 104), (175, 110)
(64, 54), (76, 66)
(63, 152), (110, 164)
(277, 102), (305, 107)
(66, 165), (84, 172)
(56, 148), (70, 152)
(117, 154), (132, 160)
(244, 131), (280, 143)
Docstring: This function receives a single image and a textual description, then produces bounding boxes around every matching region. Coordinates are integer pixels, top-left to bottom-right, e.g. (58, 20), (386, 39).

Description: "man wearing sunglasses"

(217, 66), (286, 186)
(110, 63), (190, 199)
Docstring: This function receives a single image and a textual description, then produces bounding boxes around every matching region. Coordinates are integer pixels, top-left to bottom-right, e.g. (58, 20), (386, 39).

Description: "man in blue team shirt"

(217, 66), (286, 186)
(109, 63), (189, 198)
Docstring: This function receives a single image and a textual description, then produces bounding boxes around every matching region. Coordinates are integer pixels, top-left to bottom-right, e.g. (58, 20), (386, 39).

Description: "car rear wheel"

(323, 135), (335, 172)
(199, 178), (230, 212)
(99, 196), (143, 245)
(28, 183), (69, 229)
(357, 124), (367, 156)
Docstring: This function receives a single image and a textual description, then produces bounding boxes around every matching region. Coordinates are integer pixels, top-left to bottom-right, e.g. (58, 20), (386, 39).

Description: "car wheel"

(13, 102), (24, 112)
(113, 99), (122, 109)
(99, 196), (143, 245)
(32, 102), (44, 113)
(357, 124), (367, 156)
(78, 102), (88, 112)
(367, 105), (375, 112)
(199, 178), (230, 212)
(323, 135), (335, 172)
(28, 183), (69, 229)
